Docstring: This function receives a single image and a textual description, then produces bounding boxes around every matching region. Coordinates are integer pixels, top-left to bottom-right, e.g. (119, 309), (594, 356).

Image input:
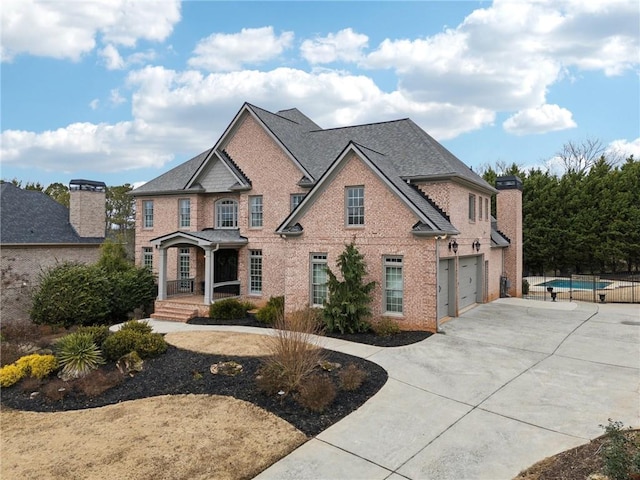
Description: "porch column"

(158, 247), (167, 300)
(204, 246), (213, 305)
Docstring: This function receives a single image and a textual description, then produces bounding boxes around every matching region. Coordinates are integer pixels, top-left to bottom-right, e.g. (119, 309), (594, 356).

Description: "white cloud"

(188, 27), (294, 72)
(1, 0), (180, 62)
(503, 104), (577, 135)
(89, 99), (100, 110)
(607, 137), (640, 160)
(110, 89), (126, 106)
(300, 28), (368, 64)
(100, 44), (125, 70)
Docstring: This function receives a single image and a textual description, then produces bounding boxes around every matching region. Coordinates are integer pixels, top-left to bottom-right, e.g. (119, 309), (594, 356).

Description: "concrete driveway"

(254, 299), (640, 480)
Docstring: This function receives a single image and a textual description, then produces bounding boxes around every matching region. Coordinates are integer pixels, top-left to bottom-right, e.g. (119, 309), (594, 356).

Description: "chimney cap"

(69, 179), (106, 191)
(496, 175), (523, 191)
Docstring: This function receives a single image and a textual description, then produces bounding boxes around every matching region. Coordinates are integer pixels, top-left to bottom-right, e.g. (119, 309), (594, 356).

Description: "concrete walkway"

(145, 299), (640, 480)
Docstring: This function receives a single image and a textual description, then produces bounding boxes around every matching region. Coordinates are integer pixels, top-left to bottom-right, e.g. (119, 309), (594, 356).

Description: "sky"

(1, 0), (639, 189)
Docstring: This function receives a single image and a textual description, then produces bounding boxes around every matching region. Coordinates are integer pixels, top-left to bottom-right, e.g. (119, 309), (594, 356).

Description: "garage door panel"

(459, 256), (479, 310)
(438, 259), (450, 319)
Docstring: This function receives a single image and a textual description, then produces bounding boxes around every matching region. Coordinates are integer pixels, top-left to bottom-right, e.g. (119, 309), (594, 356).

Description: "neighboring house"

(131, 103), (522, 330)
(0, 180), (106, 324)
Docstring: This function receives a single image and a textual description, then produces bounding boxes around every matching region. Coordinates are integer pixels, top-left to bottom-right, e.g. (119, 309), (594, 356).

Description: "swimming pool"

(538, 279), (613, 290)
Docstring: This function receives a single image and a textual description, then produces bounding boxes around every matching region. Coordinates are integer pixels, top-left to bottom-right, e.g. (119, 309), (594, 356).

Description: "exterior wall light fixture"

(448, 239), (458, 254)
(472, 239), (481, 252)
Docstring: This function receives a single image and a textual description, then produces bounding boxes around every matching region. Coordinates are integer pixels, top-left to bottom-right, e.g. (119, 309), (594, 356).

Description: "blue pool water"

(538, 279), (612, 290)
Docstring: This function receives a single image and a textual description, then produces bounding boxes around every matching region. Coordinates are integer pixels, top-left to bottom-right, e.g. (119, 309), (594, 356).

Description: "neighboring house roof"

(0, 182), (103, 245)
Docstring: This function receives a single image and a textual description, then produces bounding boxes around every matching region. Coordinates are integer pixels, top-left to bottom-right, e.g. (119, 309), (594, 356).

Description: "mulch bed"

(1, 322), (433, 437)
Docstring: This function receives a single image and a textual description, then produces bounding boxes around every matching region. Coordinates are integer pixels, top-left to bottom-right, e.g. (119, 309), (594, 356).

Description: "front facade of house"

(132, 103), (521, 330)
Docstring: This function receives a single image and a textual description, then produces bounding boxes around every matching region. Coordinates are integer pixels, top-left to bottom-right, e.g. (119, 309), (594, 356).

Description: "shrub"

(323, 242), (375, 334)
(600, 419), (640, 480)
(31, 262), (111, 327)
(0, 344), (22, 367)
(209, 298), (249, 320)
(258, 309), (326, 394)
(255, 296), (284, 325)
(522, 279), (530, 295)
(74, 369), (124, 397)
(107, 266), (156, 322)
(75, 325), (111, 346)
(56, 332), (105, 380)
(296, 374), (336, 412)
(41, 378), (70, 402)
(0, 363), (25, 387)
(101, 329), (167, 362)
(371, 317), (401, 337)
(15, 354), (58, 380)
(338, 363), (368, 391)
(119, 320), (153, 335)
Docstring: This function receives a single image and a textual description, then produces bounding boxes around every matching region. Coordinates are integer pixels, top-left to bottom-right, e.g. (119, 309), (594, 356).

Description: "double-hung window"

(346, 186), (364, 226)
(468, 194), (476, 222)
(216, 199), (238, 228)
(485, 198), (489, 221)
(310, 253), (328, 306)
(143, 200), (154, 228)
(249, 250), (263, 294)
(290, 193), (305, 211)
(179, 198), (190, 228)
(249, 196), (263, 228)
(179, 248), (191, 291)
(142, 247), (153, 269)
(384, 256), (403, 314)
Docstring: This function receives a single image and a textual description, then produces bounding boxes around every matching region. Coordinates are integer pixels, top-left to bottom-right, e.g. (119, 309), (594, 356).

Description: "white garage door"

(458, 256), (479, 310)
(438, 259), (451, 319)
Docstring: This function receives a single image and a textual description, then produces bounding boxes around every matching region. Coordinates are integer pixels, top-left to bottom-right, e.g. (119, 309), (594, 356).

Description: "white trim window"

(249, 196), (263, 228)
(479, 196), (483, 221)
(179, 198), (190, 228)
(291, 193), (305, 211)
(143, 200), (154, 228)
(310, 253), (328, 306)
(179, 248), (191, 291)
(216, 199), (238, 228)
(249, 249), (263, 294)
(384, 256), (403, 314)
(468, 194), (476, 222)
(485, 197), (489, 221)
(142, 247), (153, 269)
(346, 186), (365, 226)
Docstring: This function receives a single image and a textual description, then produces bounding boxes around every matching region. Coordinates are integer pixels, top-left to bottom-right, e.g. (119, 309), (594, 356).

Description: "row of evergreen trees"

(483, 157), (639, 276)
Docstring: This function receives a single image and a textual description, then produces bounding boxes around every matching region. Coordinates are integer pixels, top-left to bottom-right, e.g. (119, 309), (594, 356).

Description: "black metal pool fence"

(523, 273), (639, 304)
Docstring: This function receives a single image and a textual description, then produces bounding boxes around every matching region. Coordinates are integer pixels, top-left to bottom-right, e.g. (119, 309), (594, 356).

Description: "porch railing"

(167, 278), (196, 297)
(166, 278), (241, 300)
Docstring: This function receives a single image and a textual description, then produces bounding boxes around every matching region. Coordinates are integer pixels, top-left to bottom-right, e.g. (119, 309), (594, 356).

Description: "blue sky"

(2, 0), (639, 188)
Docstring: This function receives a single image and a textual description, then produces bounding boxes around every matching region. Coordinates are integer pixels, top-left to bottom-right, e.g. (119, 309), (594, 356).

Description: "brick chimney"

(69, 179), (106, 238)
(496, 175), (523, 297)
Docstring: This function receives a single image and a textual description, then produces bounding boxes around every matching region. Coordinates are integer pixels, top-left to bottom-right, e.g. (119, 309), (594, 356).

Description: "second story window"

(216, 199), (237, 228)
(179, 198), (190, 228)
(469, 194), (476, 222)
(346, 186), (364, 226)
(249, 196), (263, 228)
(143, 200), (154, 228)
(291, 193), (305, 211)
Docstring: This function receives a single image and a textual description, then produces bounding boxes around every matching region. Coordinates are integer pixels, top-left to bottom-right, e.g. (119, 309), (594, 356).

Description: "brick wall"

(497, 188), (523, 296)
(1, 245), (102, 324)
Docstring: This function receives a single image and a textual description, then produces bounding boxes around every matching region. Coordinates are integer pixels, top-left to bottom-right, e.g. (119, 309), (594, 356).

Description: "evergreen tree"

(323, 241), (376, 334)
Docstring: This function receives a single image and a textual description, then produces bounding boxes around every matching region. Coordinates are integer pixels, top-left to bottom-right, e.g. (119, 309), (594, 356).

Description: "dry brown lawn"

(0, 332), (307, 480)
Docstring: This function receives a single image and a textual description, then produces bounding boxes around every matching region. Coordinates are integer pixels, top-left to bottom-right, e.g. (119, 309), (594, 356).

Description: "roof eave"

(405, 174), (498, 195)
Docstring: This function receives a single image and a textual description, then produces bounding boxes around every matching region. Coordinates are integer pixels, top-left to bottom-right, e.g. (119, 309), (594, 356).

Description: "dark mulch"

(2, 319), (432, 437)
(188, 316), (433, 347)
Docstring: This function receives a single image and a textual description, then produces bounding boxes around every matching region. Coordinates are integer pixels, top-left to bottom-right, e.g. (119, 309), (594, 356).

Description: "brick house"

(0, 180), (106, 324)
(131, 103), (522, 330)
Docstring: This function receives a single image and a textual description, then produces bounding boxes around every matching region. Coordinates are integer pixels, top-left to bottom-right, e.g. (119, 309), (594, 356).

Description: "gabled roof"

(277, 142), (459, 236)
(0, 182), (103, 245)
(150, 229), (248, 248)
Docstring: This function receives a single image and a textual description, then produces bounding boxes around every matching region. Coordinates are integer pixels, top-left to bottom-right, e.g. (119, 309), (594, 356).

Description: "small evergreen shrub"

(56, 332), (105, 380)
(15, 354), (58, 380)
(0, 363), (25, 387)
(209, 298), (249, 320)
(101, 329), (167, 361)
(296, 374), (336, 412)
(255, 296), (284, 325)
(75, 325), (111, 346)
(119, 320), (153, 335)
(600, 419), (640, 480)
(522, 279), (530, 295)
(371, 317), (401, 337)
(338, 363), (367, 391)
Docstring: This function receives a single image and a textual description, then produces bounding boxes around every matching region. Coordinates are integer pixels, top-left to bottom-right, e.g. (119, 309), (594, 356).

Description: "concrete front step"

(151, 304), (198, 323)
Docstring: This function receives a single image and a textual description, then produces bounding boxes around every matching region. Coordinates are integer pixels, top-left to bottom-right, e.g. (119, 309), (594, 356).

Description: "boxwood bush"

(209, 298), (250, 320)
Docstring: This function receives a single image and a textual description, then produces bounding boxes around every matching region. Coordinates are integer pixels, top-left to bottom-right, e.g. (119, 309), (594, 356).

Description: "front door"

(214, 249), (238, 294)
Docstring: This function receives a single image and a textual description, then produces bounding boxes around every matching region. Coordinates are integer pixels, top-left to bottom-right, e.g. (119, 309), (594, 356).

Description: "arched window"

(216, 199), (238, 228)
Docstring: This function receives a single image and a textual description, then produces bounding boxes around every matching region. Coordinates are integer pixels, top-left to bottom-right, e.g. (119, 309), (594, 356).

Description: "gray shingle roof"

(0, 182), (103, 244)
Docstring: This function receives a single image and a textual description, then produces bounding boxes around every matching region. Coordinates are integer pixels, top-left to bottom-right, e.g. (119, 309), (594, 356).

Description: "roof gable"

(0, 182), (102, 244)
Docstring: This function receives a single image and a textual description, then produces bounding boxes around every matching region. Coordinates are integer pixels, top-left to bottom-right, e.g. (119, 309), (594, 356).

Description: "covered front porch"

(150, 229), (248, 321)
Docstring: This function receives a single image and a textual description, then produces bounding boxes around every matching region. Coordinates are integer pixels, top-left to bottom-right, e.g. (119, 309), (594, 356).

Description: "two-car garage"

(438, 255), (482, 319)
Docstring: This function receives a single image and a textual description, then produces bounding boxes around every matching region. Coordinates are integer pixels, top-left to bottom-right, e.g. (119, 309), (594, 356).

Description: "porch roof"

(151, 229), (248, 248)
